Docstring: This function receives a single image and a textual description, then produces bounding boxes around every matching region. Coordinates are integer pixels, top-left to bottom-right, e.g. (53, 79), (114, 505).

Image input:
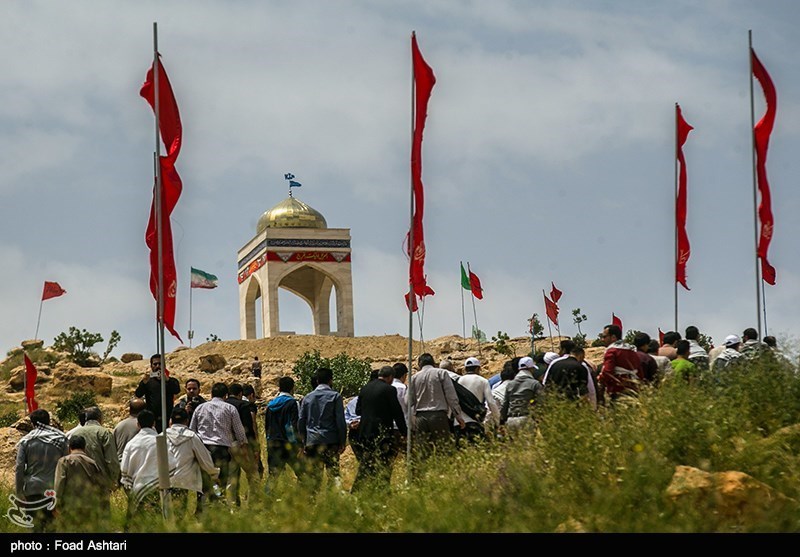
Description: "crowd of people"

(14, 324), (782, 531)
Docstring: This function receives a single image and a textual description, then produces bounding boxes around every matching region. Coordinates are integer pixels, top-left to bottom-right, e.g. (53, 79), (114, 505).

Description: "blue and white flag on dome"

(284, 173), (295, 180)
(289, 180), (302, 188)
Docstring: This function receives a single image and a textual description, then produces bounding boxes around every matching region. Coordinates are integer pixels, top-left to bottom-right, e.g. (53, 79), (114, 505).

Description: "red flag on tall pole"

(675, 104), (693, 290)
(549, 282), (562, 304)
(544, 294), (559, 327)
(404, 32), (436, 312)
(612, 313), (623, 331)
(42, 281), (66, 301)
(751, 47), (777, 286)
(141, 56), (183, 342)
(468, 267), (483, 300)
(23, 354), (38, 413)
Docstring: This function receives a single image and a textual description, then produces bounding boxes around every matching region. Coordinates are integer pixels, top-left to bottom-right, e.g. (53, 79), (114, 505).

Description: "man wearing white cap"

(500, 356), (545, 438)
(453, 357), (500, 447)
(712, 335), (744, 372)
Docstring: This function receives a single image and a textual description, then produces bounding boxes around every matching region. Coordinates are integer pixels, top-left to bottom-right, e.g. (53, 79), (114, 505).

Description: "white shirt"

(456, 373), (500, 425)
(121, 427), (174, 507)
(392, 378), (408, 425)
(166, 424), (219, 493)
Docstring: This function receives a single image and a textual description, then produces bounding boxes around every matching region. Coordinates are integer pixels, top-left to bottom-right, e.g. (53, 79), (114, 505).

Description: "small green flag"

(460, 262), (470, 290)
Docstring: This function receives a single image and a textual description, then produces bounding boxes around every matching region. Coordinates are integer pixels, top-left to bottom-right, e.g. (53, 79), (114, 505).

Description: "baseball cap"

(544, 351), (559, 365)
(464, 357), (481, 368)
(518, 356), (536, 370)
(724, 334), (741, 347)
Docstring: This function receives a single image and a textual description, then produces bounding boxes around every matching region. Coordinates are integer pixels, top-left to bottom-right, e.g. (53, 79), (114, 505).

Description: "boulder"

(21, 339), (44, 351)
(665, 465), (795, 523)
(7, 365), (51, 392)
(198, 354), (227, 373)
(52, 362), (113, 397)
(120, 353), (143, 363)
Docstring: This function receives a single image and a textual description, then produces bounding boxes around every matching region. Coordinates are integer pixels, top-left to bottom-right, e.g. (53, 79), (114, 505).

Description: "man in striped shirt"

(189, 382), (248, 506)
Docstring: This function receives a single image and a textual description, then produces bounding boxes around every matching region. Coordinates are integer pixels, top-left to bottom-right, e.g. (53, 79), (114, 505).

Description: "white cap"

(544, 351), (559, 365)
(518, 356), (536, 370)
(724, 334), (741, 347)
(464, 357), (481, 368)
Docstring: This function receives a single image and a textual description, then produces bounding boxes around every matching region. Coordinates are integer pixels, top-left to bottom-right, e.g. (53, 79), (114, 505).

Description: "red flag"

(549, 282), (562, 304)
(42, 281), (66, 301)
(658, 327), (665, 346)
(751, 47), (777, 286)
(23, 354), (38, 413)
(675, 104), (693, 291)
(612, 313), (623, 331)
(468, 267), (483, 300)
(544, 294), (559, 327)
(404, 291), (418, 312)
(404, 33), (436, 312)
(141, 57), (183, 342)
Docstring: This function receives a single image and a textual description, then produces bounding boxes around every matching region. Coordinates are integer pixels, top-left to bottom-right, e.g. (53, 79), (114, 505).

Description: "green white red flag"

(190, 267), (218, 289)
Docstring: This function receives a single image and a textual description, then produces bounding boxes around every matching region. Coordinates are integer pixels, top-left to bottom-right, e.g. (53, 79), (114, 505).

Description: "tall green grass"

(3, 354), (799, 533)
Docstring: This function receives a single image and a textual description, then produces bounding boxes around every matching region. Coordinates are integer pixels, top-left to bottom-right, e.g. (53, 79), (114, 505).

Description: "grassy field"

(3, 353), (800, 533)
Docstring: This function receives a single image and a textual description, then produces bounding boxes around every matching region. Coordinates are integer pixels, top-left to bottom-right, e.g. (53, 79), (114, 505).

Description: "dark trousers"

(301, 444), (341, 490)
(197, 444), (231, 510)
(412, 410), (454, 461)
(455, 421), (487, 448)
(350, 436), (398, 493)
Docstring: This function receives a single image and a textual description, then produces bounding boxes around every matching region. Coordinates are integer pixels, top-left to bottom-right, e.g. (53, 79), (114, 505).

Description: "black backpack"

(452, 378), (487, 422)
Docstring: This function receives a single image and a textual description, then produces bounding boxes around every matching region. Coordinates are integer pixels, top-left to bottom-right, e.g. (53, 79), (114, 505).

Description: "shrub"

(0, 409), (20, 427)
(55, 390), (97, 425)
(53, 327), (105, 367)
(293, 350), (373, 397)
(491, 331), (516, 358)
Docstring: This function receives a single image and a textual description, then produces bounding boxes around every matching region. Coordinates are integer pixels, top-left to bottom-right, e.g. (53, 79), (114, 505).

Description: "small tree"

(572, 308), (588, 349)
(491, 331), (516, 358)
(206, 333), (221, 342)
(527, 314), (544, 339)
(52, 327), (105, 367)
(293, 350), (373, 398)
(100, 330), (121, 364)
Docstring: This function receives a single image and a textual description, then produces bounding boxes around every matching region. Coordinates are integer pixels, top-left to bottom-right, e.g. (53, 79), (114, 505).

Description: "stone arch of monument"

(237, 191), (354, 338)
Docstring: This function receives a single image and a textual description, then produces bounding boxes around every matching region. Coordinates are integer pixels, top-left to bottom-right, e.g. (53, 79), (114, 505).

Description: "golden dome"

(257, 196), (327, 233)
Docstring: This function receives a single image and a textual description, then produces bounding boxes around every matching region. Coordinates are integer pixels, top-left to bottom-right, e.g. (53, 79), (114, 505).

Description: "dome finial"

(284, 172), (302, 198)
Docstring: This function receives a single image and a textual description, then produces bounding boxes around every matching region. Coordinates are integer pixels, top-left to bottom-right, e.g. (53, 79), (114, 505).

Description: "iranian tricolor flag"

(190, 267), (218, 289)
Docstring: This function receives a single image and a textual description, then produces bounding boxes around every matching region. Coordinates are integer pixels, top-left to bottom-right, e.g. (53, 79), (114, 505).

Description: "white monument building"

(237, 184), (354, 338)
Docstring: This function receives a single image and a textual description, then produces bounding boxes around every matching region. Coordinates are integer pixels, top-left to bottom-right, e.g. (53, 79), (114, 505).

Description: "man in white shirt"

(120, 410), (171, 527)
(454, 357), (500, 447)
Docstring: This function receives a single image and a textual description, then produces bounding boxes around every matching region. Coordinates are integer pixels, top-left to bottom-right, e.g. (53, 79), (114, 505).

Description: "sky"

(1, 1), (799, 359)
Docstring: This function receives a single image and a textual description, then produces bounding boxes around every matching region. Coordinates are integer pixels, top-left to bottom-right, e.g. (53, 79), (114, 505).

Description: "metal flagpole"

(460, 262), (466, 339)
(748, 29), (763, 337)
(34, 298), (44, 341)
(152, 22), (172, 520)
(674, 103), (679, 332)
(468, 263), (481, 357)
(188, 275), (193, 348)
(405, 32), (416, 484)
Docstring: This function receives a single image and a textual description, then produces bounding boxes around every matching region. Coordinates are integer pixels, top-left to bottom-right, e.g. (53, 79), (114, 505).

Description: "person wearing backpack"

(264, 377), (302, 491)
(453, 357), (500, 448)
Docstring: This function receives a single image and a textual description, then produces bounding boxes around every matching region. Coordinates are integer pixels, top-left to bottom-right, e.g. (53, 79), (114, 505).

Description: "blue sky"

(1, 1), (799, 357)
